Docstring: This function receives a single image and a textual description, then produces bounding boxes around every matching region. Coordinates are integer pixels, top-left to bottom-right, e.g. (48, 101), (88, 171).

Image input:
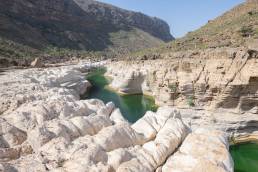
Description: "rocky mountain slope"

(169, 0), (258, 51)
(132, 0), (258, 58)
(0, 0), (173, 64)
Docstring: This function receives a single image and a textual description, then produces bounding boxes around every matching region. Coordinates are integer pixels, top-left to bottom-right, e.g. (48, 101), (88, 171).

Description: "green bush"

(240, 26), (254, 37)
(168, 83), (177, 93)
(187, 95), (195, 107)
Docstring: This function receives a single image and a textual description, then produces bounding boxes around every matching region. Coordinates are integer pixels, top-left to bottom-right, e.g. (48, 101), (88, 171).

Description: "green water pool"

(84, 69), (258, 171)
(230, 142), (258, 172)
(84, 68), (157, 123)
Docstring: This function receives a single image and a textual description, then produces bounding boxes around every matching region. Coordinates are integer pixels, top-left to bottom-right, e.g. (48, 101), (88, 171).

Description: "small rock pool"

(230, 142), (258, 172)
(84, 68), (158, 123)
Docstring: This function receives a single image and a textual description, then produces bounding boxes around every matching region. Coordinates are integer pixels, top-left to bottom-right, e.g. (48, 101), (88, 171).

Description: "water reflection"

(85, 68), (157, 123)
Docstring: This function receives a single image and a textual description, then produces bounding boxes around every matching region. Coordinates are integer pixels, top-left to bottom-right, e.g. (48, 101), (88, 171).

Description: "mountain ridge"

(130, 0), (258, 59)
(0, 0), (173, 65)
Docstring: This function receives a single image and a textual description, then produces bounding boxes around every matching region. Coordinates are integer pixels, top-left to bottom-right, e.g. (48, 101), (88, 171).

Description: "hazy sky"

(98, 0), (245, 38)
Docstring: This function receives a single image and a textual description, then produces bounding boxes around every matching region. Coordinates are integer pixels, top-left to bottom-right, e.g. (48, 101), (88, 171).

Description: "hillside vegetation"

(0, 0), (173, 65)
(131, 0), (258, 58)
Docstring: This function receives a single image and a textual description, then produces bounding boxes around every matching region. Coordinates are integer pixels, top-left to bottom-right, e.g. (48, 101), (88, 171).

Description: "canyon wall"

(106, 47), (258, 141)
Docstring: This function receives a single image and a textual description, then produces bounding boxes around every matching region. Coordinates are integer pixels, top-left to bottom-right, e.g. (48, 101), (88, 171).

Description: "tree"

(168, 83), (178, 106)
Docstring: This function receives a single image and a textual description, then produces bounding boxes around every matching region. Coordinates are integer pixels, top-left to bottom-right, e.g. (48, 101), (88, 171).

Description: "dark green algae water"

(84, 68), (258, 172)
(84, 68), (157, 123)
(230, 142), (258, 172)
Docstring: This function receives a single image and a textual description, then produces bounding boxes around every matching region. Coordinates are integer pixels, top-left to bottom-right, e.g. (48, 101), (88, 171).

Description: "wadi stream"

(84, 68), (157, 123)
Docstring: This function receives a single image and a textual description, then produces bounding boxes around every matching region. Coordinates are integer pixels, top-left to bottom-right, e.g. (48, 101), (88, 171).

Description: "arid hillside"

(0, 0), (173, 65)
(131, 0), (258, 58)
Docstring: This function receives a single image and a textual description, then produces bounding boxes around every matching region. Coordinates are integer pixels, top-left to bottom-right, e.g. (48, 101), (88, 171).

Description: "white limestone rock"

(110, 108), (128, 124)
(0, 62), (234, 172)
(162, 128), (234, 172)
(106, 69), (146, 94)
(116, 112), (189, 172)
(0, 118), (27, 148)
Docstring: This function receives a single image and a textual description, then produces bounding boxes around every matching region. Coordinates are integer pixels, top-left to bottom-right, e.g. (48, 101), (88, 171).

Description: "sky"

(98, 0), (245, 38)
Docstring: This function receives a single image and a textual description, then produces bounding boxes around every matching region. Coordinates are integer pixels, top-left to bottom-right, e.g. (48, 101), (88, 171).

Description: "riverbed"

(85, 68), (258, 172)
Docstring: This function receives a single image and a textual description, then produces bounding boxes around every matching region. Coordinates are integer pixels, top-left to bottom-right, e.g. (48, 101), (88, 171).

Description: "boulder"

(162, 128), (234, 172)
(30, 58), (43, 68)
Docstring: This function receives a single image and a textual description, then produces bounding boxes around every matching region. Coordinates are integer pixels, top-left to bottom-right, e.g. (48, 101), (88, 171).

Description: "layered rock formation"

(0, 63), (232, 171)
(106, 47), (258, 142)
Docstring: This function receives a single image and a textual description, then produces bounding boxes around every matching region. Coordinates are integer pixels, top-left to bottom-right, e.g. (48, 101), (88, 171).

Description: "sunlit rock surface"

(162, 128), (233, 172)
(106, 47), (258, 142)
(0, 63), (233, 171)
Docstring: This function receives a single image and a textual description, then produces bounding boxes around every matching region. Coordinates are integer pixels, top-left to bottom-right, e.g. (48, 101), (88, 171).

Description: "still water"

(230, 142), (258, 172)
(85, 68), (157, 123)
(85, 69), (258, 172)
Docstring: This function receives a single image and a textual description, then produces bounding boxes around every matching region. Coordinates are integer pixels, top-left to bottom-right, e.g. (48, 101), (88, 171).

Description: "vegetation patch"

(187, 95), (195, 107)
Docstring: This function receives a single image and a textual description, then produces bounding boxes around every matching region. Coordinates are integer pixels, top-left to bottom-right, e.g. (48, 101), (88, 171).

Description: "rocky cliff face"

(0, 0), (173, 60)
(73, 0), (173, 42)
(107, 47), (258, 111)
(106, 47), (258, 141)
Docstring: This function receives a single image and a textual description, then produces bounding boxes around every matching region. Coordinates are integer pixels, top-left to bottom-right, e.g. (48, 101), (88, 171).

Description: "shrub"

(187, 95), (195, 107)
(168, 83), (178, 106)
(168, 83), (177, 93)
(248, 11), (258, 16)
(240, 26), (254, 37)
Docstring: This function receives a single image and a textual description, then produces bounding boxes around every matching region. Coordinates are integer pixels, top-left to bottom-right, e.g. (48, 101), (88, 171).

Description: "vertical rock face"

(107, 70), (146, 94)
(73, 0), (174, 42)
(106, 47), (258, 140)
(106, 47), (258, 112)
